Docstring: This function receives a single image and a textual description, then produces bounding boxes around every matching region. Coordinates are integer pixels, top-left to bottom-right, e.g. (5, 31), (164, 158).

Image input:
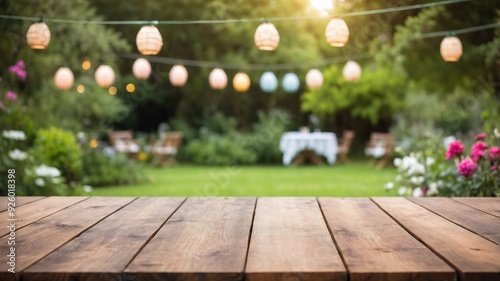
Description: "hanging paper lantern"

(254, 22), (280, 51)
(209, 68), (228, 90)
(260, 72), (278, 93)
(136, 25), (163, 55)
(325, 18), (349, 47)
(305, 69), (323, 89)
(343, 61), (361, 82)
(54, 67), (74, 90)
(26, 22), (51, 50)
(282, 73), (300, 93)
(169, 65), (188, 87)
(440, 36), (463, 62)
(233, 72), (251, 92)
(132, 58), (151, 80)
(94, 65), (115, 88)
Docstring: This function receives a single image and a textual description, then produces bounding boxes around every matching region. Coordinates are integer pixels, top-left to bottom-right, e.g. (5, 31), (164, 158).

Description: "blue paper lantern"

(259, 71), (278, 93)
(282, 73), (300, 93)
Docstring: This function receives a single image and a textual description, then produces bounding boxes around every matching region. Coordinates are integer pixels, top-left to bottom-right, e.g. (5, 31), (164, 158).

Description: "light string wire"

(121, 22), (499, 70)
(0, 0), (470, 25)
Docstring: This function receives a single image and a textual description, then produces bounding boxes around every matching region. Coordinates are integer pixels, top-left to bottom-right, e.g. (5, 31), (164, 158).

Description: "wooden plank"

(0, 196), (135, 281)
(0, 196), (45, 212)
(410, 197), (500, 245)
(125, 197), (255, 281)
(0, 197), (87, 237)
(245, 197), (346, 281)
(453, 197), (500, 218)
(23, 197), (185, 281)
(319, 198), (455, 281)
(373, 197), (500, 281)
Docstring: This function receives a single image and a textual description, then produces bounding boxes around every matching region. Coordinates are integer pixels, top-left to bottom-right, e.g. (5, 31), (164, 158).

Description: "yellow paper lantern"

(325, 18), (349, 47)
(132, 58), (152, 80)
(440, 36), (463, 62)
(54, 67), (74, 90)
(169, 65), (188, 87)
(209, 68), (228, 90)
(94, 65), (115, 88)
(343, 61), (361, 82)
(305, 69), (324, 89)
(136, 25), (163, 55)
(233, 72), (251, 92)
(26, 22), (51, 49)
(254, 22), (280, 51)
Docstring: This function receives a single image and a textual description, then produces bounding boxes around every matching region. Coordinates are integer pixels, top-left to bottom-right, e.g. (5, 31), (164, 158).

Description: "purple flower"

(458, 158), (478, 178)
(446, 140), (464, 160)
(8, 60), (26, 81)
(5, 91), (17, 101)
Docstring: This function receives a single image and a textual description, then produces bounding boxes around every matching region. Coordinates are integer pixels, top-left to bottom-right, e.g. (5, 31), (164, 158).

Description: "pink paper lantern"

(94, 65), (115, 88)
(343, 61), (361, 82)
(132, 58), (152, 80)
(254, 22), (280, 51)
(305, 69), (323, 89)
(27, 22), (51, 50)
(325, 18), (349, 47)
(169, 65), (188, 87)
(54, 67), (74, 90)
(440, 36), (463, 62)
(209, 68), (228, 90)
(136, 25), (163, 55)
(233, 72), (251, 92)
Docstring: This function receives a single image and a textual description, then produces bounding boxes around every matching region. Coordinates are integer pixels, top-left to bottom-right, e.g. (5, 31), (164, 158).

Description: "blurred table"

(279, 132), (338, 165)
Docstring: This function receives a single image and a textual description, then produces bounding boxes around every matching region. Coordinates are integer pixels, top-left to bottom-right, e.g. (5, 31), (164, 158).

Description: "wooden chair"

(337, 130), (355, 164)
(365, 132), (393, 168)
(108, 130), (140, 155)
(151, 132), (183, 166)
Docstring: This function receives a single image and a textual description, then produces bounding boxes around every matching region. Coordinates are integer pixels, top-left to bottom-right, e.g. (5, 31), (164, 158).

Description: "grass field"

(91, 162), (397, 197)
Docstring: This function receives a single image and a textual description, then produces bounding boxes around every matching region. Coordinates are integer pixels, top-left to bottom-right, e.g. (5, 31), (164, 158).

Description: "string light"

(82, 59), (91, 70)
(136, 24), (163, 55)
(440, 36), (463, 62)
(325, 18), (349, 47)
(54, 67), (74, 90)
(254, 22), (280, 51)
(132, 58), (152, 80)
(95, 65), (115, 88)
(76, 84), (85, 93)
(126, 83), (135, 92)
(26, 21), (50, 49)
(108, 86), (117, 95)
(233, 72), (251, 92)
(169, 65), (188, 87)
(343, 61), (361, 82)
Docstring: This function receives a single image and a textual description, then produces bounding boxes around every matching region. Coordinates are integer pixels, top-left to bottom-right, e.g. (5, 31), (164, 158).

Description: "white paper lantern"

(94, 65), (115, 88)
(132, 58), (152, 80)
(325, 18), (349, 47)
(26, 22), (51, 50)
(136, 25), (163, 55)
(209, 68), (228, 90)
(254, 23), (280, 51)
(260, 72), (278, 93)
(282, 73), (300, 93)
(343, 61), (361, 82)
(54, 67), (74, 90)
(233, 72), (251, 92)
(169, 65), (188, 87)
(440, 36), (463, 62)
(305, 69), (324, 89)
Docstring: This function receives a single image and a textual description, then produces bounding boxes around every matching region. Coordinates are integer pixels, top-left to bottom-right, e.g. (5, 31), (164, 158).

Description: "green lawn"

(90, 162), (397, 197)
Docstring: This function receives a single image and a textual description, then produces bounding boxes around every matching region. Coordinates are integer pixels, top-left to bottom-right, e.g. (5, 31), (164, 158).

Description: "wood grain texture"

(0, 197), (87, 237)
(245, 197), (346, 281)
(410, 197), (500, 245)
(124, 197), (255, 281)
(453, 197), (500, 218)
(0, 196), (45, 212)
(0, 197), (135, 281)
(23, 197), (185, 281)
(373, 197), (500, 281)
(319, 198), (455, 281)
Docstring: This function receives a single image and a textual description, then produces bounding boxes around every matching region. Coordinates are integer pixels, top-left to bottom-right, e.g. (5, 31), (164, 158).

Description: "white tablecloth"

(279, 132), (338, 165)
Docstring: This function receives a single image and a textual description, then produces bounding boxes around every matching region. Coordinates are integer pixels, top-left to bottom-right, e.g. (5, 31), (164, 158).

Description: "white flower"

(412, 187), (424, 197)
(494, 128), (500, 138)
(410, 176), (425, 185)
(385, 182), (394, 190)
(427, 182), (439, 196)
(397, 186), (407, 196)
(393, 158), (402, 168)
(35, 178), (45, 187)
(443, 136), (456, 149)
(83, 185), (93, 193)
(8, 149), (27, 161)
(34, 165), (61, 177)
(426, 157), (435, 167)
(2, 130), (27, 140)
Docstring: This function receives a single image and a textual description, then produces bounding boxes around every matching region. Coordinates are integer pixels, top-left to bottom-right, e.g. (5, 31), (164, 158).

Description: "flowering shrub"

(386, 130), (500, 197)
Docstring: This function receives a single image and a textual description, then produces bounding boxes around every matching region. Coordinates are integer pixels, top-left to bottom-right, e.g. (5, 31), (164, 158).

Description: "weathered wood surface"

(0, 196), (498, 281)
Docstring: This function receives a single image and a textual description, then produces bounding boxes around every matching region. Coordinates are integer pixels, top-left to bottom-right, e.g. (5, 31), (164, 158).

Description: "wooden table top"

(1, 196), (499, 281)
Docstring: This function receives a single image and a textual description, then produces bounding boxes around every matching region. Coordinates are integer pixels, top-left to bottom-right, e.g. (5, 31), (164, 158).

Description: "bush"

(33, 127), (82, 183)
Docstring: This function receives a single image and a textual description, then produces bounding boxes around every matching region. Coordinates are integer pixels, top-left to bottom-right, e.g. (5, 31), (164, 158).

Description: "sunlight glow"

(310, 0), (334, 12)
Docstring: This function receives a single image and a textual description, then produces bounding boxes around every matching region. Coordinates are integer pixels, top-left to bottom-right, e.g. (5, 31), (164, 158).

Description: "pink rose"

(5, 91), (17, 101)
(474, 133), (486, 141)
(489, 147), (500, 162)
(471, 141), (488, 162)
(446, 140), (464, 160)
(458, 158), (478, 178)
